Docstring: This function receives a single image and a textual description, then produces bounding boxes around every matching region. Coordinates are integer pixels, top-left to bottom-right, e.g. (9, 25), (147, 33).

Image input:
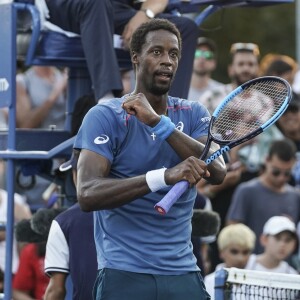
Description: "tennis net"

(215, 267), (300, 299)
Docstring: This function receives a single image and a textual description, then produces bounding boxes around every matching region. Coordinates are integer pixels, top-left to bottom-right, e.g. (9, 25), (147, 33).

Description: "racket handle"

(154, 181), (189, 215)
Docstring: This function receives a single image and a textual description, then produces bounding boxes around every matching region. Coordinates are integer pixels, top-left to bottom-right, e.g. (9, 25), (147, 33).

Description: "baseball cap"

(263, 216), (296, 236)
(196, 37), (217, 53)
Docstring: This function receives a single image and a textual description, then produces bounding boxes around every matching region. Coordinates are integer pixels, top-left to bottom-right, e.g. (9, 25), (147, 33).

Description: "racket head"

(209, 76), (292, 146)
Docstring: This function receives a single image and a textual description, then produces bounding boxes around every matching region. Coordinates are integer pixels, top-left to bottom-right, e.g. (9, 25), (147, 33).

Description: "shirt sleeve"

(44, 220), (70, 276)
(79, 105), (121, 163)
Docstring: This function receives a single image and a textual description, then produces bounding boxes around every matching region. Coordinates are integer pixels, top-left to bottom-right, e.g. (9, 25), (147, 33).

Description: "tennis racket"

(154, 76), (292, 215)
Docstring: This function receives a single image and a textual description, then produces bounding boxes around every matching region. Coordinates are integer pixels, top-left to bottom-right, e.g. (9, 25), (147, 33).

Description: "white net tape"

(218, 268), (300, 300)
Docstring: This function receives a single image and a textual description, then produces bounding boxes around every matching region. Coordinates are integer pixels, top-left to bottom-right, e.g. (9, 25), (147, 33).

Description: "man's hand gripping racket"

(154, 76), (292, 215)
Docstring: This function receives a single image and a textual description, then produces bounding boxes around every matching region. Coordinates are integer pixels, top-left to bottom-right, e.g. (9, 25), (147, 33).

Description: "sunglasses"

(229, 248), (251, 256)
(195, 49), (214, 60)
(230, 43), (260, 56)
(271, 167), (291, 178)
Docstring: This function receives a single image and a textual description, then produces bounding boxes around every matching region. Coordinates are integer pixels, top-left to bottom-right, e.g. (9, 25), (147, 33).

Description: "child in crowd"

(247, 216), (298, 274)
(204, 224), (256, 299)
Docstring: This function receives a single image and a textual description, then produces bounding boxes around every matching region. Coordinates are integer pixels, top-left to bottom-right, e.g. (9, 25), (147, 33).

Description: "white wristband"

(145, 168), (168, 192)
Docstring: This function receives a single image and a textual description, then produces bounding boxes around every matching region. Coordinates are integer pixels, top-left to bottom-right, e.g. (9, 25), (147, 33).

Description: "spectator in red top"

(12, 242), (49, 300)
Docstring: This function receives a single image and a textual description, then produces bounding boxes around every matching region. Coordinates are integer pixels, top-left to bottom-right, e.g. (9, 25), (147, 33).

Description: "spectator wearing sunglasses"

(204, 223), (256, 299)
(199, 42), (260, 114)
(226, 139), (300, 254)
(188, 37), (224, 102)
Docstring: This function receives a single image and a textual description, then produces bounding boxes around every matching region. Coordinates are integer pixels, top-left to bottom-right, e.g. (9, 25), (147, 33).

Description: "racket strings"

(211, 80), (288, 142)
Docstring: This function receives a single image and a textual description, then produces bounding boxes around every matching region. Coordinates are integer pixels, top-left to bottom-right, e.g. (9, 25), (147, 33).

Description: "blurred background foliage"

(192, 2), (296, 83)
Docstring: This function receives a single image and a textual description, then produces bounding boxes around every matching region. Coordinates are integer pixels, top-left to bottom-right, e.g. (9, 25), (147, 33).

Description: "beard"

(233, 72), (256, 86)
(146, 75), (174, 96)
(194, 69), (211, 77)
(150, 84), (170, 96)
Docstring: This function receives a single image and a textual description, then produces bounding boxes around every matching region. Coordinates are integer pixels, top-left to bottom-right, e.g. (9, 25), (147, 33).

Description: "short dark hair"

(130, 18), (182, 56)
(260, 54), (297, 77)
(268, 139), (296, 161)
(265, 59), (294, 77)
(283, 95), (300, 114)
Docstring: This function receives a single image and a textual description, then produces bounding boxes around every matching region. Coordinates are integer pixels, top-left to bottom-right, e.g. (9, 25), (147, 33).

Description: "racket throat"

(205, 145), (230, 164)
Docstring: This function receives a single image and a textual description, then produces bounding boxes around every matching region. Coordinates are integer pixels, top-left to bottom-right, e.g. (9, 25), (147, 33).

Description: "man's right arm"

(77, 144), (214, 212)
(77, 149), (151, 211)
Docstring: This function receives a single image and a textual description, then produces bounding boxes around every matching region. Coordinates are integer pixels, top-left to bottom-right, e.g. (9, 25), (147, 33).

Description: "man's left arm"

(165, 130), (226, 185)
(122, 94), (226, 185)
(44, 273), (67, 300)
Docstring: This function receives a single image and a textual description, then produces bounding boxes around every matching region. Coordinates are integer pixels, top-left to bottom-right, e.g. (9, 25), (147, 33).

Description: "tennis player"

(76, 19), (226, 300)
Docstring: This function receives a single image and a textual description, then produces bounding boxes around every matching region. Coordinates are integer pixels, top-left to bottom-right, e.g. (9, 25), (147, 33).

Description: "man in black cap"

(188, 37), (224, 102)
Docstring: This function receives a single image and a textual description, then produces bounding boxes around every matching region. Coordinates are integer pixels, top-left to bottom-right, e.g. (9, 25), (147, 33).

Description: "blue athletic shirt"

(76, 95), (211, 275)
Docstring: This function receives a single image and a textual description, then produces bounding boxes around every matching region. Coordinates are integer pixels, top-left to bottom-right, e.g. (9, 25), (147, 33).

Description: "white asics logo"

(176, 122), (184, 132)
(94, 134), (109, 144)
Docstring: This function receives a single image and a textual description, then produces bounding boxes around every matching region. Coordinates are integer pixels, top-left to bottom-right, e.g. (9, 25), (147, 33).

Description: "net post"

(215, 268), (228, 300)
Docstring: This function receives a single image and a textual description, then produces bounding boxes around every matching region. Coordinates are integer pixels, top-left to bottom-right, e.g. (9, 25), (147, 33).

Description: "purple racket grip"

(154, 181), (189, 215)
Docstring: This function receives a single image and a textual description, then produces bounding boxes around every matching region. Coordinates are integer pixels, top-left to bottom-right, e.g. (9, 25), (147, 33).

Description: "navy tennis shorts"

(92, 268), (211, 300)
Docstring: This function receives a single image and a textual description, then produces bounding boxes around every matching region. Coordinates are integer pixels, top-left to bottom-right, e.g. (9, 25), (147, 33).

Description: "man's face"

(229, 52), (259, 86)
(220, 244), (252, 269)
(135, 29), (180, 95)
(193, 45), (216, 76)
(264, 155), (295, 190)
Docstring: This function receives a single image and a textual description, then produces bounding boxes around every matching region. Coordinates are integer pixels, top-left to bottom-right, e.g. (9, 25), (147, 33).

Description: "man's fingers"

(165, 157), (210, 186)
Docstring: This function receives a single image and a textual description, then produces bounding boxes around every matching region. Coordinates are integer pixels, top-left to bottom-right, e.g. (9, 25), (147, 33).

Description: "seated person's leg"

(46, 0), (123, 100)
